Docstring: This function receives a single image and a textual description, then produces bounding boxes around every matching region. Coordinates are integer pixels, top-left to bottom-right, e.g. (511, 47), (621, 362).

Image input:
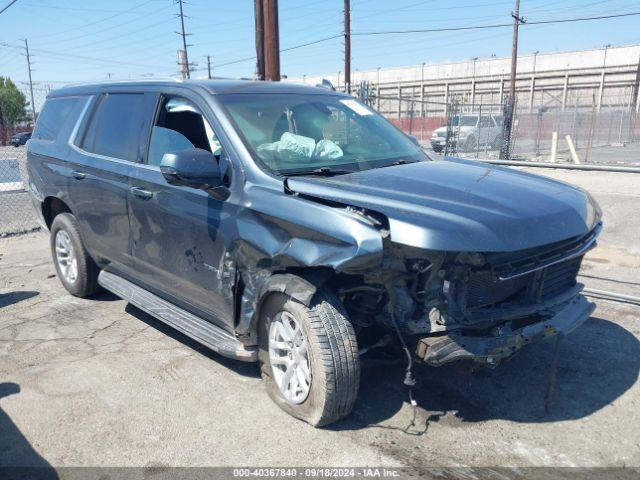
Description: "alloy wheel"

(268, 311), (312, 404)
(55, 230), (78, 284)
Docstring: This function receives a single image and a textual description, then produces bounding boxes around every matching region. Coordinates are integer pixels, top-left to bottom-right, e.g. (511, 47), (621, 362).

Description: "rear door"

(126, 91), (236, 330)
(68, 91), (155, 269)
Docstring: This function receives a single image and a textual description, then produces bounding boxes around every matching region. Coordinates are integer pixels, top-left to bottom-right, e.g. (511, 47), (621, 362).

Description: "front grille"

(466, 270), (530, 308)
(538, 255), (582, 300)
(491, 225), (600, 280)
(463, 254), (583, 311)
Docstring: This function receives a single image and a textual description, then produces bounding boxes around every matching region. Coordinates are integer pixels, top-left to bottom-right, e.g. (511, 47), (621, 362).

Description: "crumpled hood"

(287, 158), (601, 252)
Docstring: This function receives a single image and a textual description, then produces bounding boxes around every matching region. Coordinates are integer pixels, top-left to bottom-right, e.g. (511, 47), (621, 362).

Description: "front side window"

(81, 93), (145, 161)
(147, 96), (221, 167)
(219, 94), (425, 175)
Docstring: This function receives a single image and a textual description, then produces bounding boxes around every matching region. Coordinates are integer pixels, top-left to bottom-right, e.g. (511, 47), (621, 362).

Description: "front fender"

(232, 185), (384, 342)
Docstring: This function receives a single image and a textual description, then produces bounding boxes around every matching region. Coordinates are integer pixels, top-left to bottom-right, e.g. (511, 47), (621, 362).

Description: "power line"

(212, 10), (640, 72)
(1, 41), (170, 70)
(0, 0), (18, 15)
(209, 34), (343, 71)
(352, 11), (640, 36)
(41, 3), (173, 49)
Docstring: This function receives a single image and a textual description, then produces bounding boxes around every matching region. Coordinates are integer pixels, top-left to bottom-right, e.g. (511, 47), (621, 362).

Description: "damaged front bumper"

(416, 293), (595, 366)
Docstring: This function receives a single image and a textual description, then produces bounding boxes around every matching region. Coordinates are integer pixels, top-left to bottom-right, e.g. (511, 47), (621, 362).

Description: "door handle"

(71, 170), (86, 180)
(130, 186), (154, 200)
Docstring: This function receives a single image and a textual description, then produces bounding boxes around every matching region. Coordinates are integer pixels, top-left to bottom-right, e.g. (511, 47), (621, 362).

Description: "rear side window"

(81, 93), (145, 161)
(33, 97), (81, 141)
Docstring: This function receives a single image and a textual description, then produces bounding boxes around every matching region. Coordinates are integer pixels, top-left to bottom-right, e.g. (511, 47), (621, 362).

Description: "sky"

(0, 0), (639, 93)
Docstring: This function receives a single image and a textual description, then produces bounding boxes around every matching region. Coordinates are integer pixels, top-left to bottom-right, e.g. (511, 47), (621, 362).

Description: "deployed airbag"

(257, 132), (343, 165)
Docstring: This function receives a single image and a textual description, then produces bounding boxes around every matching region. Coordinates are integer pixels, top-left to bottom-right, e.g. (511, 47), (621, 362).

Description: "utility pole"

(206, 55), (212, 79)
(500, 0), (524, 159)
(344, 0), (351, 93)
(263, 0), (280, 81)
(176, 0), (190, 79)
(254, 0), (265, 80)
(22, 38), (36, 122)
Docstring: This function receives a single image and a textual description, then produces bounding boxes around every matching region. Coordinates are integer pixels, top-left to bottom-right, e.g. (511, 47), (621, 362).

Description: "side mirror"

(160, 148), (222, 190)
(407, 134), (420, 146)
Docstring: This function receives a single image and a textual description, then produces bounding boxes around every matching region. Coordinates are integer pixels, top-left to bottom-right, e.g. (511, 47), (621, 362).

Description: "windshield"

(219, 93), (425, 175)
(449, 115), (478, 127)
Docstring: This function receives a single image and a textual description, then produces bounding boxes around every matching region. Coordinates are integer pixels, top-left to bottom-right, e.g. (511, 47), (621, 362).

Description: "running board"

(98, 270), (257, 362)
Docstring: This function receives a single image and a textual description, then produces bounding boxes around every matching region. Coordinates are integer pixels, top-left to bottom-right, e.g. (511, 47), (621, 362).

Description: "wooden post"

(263, 0), (280, 81)
(344, 0), (351, 93)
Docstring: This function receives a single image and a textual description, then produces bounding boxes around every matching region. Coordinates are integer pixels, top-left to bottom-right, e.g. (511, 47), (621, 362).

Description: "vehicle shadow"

(90, 290), (123, 302)
(0, 383), (59, 479)
(0, 291), (39, 309)
(123, 304), (260, 378)
(334, 317), (640, 431)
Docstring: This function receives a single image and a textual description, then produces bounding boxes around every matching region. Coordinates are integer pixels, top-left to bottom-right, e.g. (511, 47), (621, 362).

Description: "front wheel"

(259, 289), (360, 427)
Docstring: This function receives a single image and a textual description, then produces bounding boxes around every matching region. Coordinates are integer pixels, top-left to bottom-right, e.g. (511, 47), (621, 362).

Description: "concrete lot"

(0, 168), (639, 471)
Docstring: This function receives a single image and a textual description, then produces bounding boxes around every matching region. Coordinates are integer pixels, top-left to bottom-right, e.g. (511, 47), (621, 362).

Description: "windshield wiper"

(283, 167), (355, 177)
(377, 159), (419, 169)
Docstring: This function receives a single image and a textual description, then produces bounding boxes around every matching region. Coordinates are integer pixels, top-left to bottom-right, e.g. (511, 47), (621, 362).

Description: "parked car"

(10, 131), (31, 147)
(430, 114), (502, 153)
(27, 81), (601, 427)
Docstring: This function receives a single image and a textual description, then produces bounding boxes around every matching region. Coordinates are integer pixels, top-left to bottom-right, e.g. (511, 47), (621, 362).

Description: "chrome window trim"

(497, 223), (602, 281)
(67, 94), (158, 171)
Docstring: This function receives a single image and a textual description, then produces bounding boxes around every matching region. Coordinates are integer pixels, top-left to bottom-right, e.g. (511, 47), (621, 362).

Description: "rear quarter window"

(33, 97), (82, 141)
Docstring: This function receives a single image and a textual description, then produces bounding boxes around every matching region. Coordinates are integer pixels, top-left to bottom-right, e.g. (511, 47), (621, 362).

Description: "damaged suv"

(27, 80), (601, 427)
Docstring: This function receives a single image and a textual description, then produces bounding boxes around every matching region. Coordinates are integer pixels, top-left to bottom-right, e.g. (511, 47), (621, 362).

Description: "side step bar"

(98, 270), (257, 362)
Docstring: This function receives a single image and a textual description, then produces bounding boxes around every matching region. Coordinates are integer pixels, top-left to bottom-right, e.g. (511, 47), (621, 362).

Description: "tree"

(0, 77), (27, 127)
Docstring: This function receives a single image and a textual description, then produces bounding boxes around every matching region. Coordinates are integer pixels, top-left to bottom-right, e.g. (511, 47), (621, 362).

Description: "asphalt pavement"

(0, 165), (639, 473)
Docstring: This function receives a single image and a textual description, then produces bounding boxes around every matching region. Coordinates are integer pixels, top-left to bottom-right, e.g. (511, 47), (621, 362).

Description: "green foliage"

(0, 77), (27, 126)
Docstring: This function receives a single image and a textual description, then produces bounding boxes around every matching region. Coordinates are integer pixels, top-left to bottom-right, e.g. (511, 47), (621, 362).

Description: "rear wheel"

(259, 289), (360, 427)
(492, 133), (504, 150)
(50, 213), (99, 297)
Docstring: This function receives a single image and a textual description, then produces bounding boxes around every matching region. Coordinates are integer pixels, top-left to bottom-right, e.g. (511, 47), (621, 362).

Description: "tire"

(464, 135), (477, 152)
(258, 289), (360, 427)
(50, 213), (99, 298)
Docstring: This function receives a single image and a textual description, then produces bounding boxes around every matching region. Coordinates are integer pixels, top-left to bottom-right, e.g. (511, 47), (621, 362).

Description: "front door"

(127, 93), (236, 330)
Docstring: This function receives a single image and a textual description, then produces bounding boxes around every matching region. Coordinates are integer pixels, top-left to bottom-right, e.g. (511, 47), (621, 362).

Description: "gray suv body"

(27, 80), (601, 426)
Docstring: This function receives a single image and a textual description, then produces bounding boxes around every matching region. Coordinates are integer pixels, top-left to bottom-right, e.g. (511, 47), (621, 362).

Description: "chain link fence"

(0, 87), (48, 237)
(509, 94), (640, 165)
(362, 84), (640, 167)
